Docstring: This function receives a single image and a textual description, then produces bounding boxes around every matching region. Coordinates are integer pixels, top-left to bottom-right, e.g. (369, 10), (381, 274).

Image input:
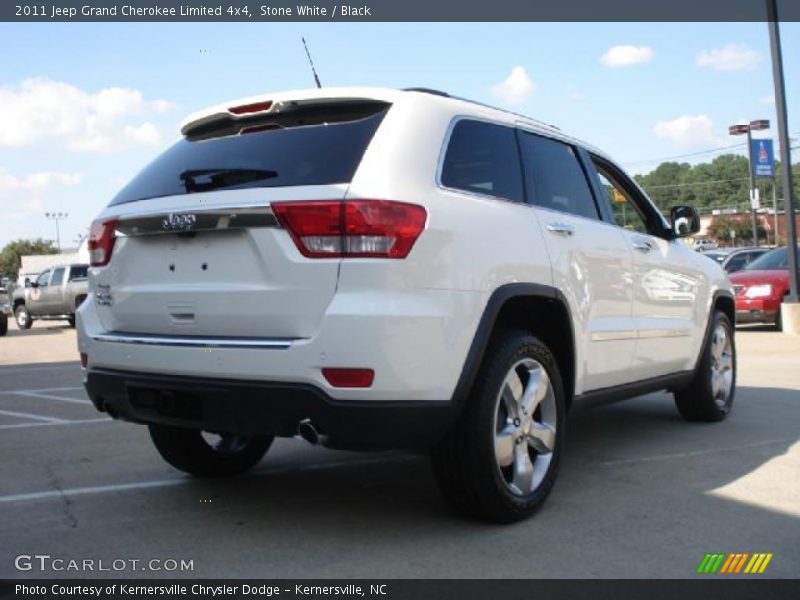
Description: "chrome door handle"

(632, 240), (653, 252)
(547, 223), (575, 237)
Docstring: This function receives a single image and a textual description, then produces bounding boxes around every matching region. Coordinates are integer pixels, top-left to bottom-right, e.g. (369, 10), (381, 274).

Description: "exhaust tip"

(297, 418), (328, 446)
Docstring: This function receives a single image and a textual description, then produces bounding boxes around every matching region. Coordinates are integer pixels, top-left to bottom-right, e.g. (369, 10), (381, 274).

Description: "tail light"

(272, 200), (426, 259)
(88, 218), (118, 267)
(322, 368), (374, 388)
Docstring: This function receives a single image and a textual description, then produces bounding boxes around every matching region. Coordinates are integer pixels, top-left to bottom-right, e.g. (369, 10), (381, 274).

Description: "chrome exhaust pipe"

(297, 418), (328, 446)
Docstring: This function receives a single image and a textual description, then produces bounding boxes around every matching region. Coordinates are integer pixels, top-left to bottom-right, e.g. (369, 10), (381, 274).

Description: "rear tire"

(431, 330), (566, 522)
(67, 315), (76, 328)
(674, 310), (736, 422)
(0, 315), (7, 336)
(148, 424), (273, 477)
(15, 305), (32, 329)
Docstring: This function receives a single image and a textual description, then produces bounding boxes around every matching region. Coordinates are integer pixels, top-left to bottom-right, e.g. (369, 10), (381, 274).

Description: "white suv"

(78, 88), (736, 522)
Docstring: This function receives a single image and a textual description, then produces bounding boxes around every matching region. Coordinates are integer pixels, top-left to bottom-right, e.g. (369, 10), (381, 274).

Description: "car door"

(586, 155), (706, 380)
(47, 267), (65, 313)
(517, 130), (636, 392)
(28, 270), (51, 316)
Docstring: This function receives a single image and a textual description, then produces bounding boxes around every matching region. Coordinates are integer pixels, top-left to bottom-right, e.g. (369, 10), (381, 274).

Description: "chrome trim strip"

(116, 206), (279, 237)
(92, 332), (297, 349)
(637, 329), (691, 339)
(591, 331), (637, 342)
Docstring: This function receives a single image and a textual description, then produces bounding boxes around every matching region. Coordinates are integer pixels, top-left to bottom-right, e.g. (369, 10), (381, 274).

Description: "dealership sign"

(751, 139), (775, 178)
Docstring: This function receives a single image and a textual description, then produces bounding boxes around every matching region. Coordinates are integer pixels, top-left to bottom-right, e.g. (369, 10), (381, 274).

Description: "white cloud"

(0, 168), (83, 221)
(0, 78), (172, 153)
(653, 114), (718, 147)
(695, 44), (760, 71)
(599, 45), (654, 68)
(491, 66), (535, 105)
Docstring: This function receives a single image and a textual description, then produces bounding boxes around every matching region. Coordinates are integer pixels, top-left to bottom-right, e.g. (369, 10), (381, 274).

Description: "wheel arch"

(451, 283), (576, 411)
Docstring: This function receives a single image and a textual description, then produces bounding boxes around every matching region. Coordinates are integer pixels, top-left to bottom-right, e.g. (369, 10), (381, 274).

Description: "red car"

(730, 246), (799, 328)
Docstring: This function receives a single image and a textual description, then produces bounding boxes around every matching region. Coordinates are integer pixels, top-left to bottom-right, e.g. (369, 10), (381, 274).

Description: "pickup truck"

(0, 284), (9, 336)
(13, 264), (89, 329)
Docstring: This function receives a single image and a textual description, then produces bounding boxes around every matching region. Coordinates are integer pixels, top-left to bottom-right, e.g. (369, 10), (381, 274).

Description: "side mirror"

(670, 205), (700, 238)
(30, 281), (39, 288)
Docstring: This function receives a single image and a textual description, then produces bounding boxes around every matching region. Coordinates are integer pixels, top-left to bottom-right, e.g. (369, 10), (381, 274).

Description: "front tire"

(149, 424), (273, 477)
(15, 305), (32, 329)
(0, 315), (7, 336)
(674, 310), (736, 422)
(431, 330), (566, 522)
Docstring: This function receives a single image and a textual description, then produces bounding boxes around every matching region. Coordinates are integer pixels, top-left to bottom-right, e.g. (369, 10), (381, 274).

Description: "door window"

(441, 120), (524, 203)
(36, 271), (50, 287)
(517, 132), (599, 220)
(50, 268), (65, 286)
(594, 169), (649, 233)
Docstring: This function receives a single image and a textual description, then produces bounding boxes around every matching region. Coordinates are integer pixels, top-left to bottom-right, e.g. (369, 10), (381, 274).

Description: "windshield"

(110, 108), (388, 206)
(745, 247), (799, 271)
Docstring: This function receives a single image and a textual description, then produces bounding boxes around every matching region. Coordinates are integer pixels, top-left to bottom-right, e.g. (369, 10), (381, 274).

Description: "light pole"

(45, 212), (68, 251)
(766, 0), (799, 312)
(728, 120), (770, 246)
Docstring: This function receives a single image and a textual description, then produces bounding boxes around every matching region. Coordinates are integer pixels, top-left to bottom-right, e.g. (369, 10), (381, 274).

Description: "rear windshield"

(110, 109), (388, 206)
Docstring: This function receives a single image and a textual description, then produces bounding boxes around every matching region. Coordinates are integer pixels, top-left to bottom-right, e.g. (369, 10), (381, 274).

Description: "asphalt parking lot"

(0, 320), (798, 579)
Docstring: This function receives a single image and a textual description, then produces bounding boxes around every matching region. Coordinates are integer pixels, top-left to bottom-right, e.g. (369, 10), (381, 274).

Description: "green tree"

(707, 217), (766, 245)
(0, 239), (57, 280)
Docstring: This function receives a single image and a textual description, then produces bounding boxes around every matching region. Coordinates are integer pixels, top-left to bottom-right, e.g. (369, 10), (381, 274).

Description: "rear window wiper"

(179, 168), (278, 193)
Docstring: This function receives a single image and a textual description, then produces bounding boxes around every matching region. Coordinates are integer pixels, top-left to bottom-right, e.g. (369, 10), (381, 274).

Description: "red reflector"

(272, 200), (426, 259)
(88, 218), (117, 267)
(322, 368), (374, 388)
(228, 101), (273, 115)
(80, 353), (88, 368)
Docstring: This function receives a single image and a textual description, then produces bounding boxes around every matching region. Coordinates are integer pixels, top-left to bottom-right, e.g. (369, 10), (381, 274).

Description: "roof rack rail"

(403, 87), (450, 97)
(402, 87), (560, 131)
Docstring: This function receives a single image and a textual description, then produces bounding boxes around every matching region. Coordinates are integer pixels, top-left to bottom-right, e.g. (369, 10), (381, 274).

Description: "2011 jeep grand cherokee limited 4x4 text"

(78, 88), (736, 522)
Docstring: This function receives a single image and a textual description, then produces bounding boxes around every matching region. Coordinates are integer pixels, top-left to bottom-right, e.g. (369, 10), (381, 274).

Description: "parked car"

(719, 247), (769, 274)
(730, 246), (799, 329)
(78, 87), (735, 522)
(702, 249), (734, 265)
(0, 284), (9, 336)
(691, 238), (718, 252)
(13, 264), (89, 329)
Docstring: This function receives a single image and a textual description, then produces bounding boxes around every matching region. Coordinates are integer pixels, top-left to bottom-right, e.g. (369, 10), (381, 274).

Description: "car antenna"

(301, 36), (322, 88)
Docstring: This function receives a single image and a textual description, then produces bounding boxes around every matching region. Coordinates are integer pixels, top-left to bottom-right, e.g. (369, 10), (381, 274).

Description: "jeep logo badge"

(162, 213), (197, 232)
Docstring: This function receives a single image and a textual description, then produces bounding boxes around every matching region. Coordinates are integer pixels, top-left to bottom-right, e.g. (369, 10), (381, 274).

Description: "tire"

(773, 304), (783, 332)
(0, 315), (7, 336)
(14, 304), (32, 329)
(67, 315), (76, 328)
(431, 330), (566, 523)
(148, 424), (273, 477)
(674, 310), (736, 422)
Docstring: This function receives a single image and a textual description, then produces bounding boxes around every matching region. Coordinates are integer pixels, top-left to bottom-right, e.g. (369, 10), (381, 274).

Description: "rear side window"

(518, 132), (599, 220)
(440, 120), (524, 203)
(50, 268), (64, 286)
(69, 266), (88, 281)
(110, 108), (388, 206)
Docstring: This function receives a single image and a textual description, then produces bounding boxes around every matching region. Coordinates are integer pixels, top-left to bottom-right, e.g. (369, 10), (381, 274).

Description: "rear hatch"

(93, 97), (390, 339)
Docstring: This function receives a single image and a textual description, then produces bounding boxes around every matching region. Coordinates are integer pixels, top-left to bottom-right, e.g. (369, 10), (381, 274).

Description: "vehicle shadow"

(62, 385), (796, 578)
(2, 325), (73, 338)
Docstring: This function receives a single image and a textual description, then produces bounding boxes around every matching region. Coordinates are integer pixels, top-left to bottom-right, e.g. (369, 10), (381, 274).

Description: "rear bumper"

(735, 297), (779, 324)
(84, 368), (457, 450)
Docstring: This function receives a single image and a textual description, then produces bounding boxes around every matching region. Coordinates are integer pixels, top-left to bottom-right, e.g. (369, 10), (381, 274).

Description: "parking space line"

(0, 454), (421, 504)
(600, 437), (798, 466)
(0, 365), (79, 373)
(0, 409), (67, 423)
(15, 391), (91, 405)
(0, 418), (109, 431)
(0, 387), (84, 395)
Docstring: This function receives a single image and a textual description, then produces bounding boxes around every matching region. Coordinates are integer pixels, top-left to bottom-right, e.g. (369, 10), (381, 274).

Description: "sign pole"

(767, 0), (799, 304)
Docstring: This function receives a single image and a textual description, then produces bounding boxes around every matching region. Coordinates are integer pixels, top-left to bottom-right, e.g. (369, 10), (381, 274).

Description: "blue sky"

(0, 21), (798, 248)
